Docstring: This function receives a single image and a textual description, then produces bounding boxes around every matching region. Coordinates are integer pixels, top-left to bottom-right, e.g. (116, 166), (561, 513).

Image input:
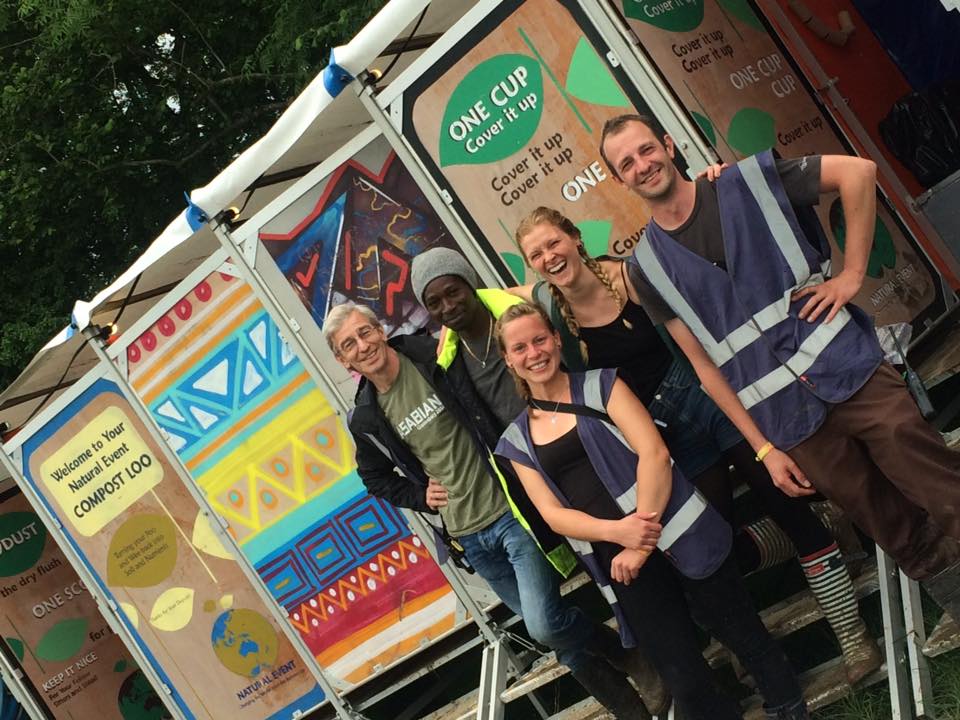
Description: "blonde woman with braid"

(508, 206), (881, 684)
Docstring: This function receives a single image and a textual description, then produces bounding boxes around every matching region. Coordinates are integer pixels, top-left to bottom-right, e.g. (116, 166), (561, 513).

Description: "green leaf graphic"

(6, 637), (24, 662)
(0, 512), (46, 577)
(439, 54), (543, 167)
(35, 618), (88, 662)
(566, 38), (629, 108)
(114, 659), (128, 673)
(576, 221), (613, 257)
(621, 0), (704, 31)
(717, 0), (764, 31)
(829, 199), (896, 278)
(727, 108), (776, 155)
(691, 111), (716, 146)
(502, 252), (527, 283)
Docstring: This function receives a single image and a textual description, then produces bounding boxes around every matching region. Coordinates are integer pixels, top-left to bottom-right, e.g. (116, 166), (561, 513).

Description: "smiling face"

(500, 313), (563, 386)
(421, 275), (482, 332)
(331, 310), (390, 378)
(518, 222), (585, 289)
(602, 119), (679, 202)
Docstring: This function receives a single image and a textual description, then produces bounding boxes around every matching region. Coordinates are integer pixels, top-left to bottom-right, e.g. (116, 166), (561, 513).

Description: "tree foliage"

(0, 0), (384, 388)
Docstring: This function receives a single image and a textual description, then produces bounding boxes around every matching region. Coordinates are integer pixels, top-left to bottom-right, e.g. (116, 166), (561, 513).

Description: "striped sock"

(743, 516), (796, 571)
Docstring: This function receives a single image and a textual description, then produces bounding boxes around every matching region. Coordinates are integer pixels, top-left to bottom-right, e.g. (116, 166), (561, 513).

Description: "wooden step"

(923, 612), (960, 658)
(418, 688), (478, 720)
(742, 643), (887, 719)
(548, 697), (614, 720)
(705, 562), (879, 667)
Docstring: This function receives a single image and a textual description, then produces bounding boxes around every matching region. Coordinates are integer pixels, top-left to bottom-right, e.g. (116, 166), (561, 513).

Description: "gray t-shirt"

(378, 354), (508, 536)
(634, 156), (822, 324)
(460, 340), (528, 427)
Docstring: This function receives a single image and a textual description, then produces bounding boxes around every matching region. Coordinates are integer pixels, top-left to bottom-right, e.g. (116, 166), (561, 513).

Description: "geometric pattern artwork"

(126, 264), (454, 685)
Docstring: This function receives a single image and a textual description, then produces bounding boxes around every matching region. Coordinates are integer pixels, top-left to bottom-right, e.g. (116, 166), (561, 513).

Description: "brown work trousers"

(789, 362), (960, 580)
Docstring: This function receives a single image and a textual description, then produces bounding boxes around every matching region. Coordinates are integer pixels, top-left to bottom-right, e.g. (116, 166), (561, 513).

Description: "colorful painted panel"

(256, 135), (461, 336)
(18, 376), (324, 720)
(0, 488), (166, 720)
(126, 266), (455, 686)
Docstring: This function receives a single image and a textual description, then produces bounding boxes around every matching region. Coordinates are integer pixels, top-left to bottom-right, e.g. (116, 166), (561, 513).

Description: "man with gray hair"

(325, 286), (666, 720)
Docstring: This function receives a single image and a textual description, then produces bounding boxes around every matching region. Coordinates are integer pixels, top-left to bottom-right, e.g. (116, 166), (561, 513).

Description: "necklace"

(530, 398), (563, 424)
(460, 315), (493, 368)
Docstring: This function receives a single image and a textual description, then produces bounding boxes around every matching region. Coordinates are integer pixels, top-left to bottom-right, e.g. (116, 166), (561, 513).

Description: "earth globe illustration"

(118, 669), (171, 719)
(211, 608), (279, 677)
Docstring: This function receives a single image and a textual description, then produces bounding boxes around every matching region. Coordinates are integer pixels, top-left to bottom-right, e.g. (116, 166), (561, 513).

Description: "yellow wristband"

(755, 442), (774, 462)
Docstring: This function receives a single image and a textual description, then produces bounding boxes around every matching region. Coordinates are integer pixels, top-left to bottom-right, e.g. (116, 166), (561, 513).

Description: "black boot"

(585, 625), (671, 715)
(570, 658), (652, 720)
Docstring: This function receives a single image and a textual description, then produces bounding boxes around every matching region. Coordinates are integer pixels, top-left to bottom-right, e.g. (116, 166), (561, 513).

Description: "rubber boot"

(764, 698), (810, 720)
(800, 543), (881, 685)
(587, 624), (671, 715)
(570, 658), (652, 720)
(810, 500), (867, 574)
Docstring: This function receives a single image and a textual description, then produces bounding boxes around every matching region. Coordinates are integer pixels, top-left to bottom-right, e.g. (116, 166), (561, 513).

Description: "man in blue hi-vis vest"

(599, 114), (960, 627)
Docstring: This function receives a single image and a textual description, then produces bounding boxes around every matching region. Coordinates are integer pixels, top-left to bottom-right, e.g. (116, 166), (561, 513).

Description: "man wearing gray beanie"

(406, 246), (668, 719)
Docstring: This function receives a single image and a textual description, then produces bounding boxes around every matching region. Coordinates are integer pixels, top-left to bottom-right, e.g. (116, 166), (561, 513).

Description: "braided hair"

(516, 206), (624, 365)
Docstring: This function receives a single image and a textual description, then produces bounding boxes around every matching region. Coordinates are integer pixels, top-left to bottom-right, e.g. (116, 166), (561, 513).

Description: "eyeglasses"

(336, 324), (379, 357)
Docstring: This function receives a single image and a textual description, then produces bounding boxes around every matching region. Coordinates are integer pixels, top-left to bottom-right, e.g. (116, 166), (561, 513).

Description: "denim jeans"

(458, 512), (594, 670)
(649, 359), (743, 478)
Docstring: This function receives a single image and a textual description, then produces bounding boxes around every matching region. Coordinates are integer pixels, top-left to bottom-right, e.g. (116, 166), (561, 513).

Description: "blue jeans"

(649, 360), (743, 478)
(458, 512), (594, 670)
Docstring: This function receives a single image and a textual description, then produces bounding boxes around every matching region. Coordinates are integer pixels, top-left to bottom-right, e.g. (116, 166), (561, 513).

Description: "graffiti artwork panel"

(0, 488), (166, 719)
(256, 135), (461, 337)
(17, 376), (324, 719)
(125, 265), (455, 686)
(619, 0), (939, 323)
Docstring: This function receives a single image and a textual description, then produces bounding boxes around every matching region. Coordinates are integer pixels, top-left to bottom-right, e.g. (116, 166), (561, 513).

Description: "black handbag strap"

(528, 399), (613, 425)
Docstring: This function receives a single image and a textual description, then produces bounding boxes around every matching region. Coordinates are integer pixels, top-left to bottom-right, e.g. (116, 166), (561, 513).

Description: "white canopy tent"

(0, 0), (478, 435)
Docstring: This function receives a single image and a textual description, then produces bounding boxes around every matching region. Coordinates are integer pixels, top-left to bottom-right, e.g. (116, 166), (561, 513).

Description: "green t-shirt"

(378, 354), (508, 536)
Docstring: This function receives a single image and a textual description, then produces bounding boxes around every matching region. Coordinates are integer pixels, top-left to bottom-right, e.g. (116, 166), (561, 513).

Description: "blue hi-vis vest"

(633, 151), (883, 450)
(495, 368), (731, 648)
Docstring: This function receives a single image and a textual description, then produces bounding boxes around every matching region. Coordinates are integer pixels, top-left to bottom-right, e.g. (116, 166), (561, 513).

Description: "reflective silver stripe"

(739, 155), (810, 286)
(635, 239), (724, 362)
(607, 424), (633, 452)
(737, 308), (852, 409)
(599, 583), (618, 605)
(616, 485), (638, 514)
(583, 370), (603, 412)
(566, 536), (593, 557)
(501, 423), (526, 453)
(658, 492), (708, 549)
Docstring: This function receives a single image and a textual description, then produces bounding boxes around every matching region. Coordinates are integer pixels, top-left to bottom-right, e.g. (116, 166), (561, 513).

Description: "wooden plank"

(548, 697), (614, 720)
(418, 688), (478, 720)
(923, 613), (960, 658)
(742, 646), (887, 719)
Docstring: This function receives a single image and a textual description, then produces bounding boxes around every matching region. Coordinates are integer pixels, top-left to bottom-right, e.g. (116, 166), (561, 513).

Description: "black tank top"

(534, 426), (624, 570)
(579, 297), (672, 406)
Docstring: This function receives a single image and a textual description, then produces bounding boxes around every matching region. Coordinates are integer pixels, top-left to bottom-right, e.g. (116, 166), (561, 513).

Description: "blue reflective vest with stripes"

(495, 368), (731, 648)
(633, 151), (883, 450)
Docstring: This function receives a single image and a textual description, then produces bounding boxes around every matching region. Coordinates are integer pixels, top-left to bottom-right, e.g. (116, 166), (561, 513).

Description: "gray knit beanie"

(410, 247), (479, 305)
